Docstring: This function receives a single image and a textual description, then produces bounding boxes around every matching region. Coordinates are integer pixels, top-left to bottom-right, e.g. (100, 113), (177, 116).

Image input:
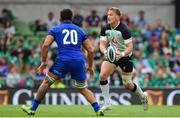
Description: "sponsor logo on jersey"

(111, 37), (118, 46)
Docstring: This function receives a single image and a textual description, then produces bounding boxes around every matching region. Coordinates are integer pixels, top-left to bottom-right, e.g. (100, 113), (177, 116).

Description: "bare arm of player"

(82, 39), (94, 80)
(116, 38), (133, 60)
(37, 35), (54, 74)
(123, 39), (133, 55)
(81, 46), (88, 57)
(81, 46), (89, 70)
(100, 37), (108, 53)
(100, 37), (108, 58)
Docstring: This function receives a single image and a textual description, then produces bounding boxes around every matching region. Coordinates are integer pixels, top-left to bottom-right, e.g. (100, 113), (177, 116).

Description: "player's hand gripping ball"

(107, 45), (118, 63)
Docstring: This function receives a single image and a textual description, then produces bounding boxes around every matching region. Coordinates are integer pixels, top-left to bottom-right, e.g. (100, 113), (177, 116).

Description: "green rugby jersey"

(100, 22), (132, 53)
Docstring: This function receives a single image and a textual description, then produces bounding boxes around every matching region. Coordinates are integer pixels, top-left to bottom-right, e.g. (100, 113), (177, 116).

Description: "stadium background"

(0, 0), (180, 108)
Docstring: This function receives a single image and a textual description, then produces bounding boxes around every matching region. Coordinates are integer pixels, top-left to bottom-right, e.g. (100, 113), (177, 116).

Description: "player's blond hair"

(108, 7), (121, 16)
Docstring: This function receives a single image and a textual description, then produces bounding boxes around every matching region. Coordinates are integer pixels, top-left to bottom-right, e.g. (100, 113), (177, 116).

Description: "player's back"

(48, 22), (87, 61)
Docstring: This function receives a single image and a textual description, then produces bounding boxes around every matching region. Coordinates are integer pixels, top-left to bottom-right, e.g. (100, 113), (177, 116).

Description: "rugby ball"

(107, 45), (117, 63)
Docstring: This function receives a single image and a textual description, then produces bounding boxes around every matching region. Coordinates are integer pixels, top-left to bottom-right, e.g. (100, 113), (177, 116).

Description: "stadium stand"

(0, 0), (179, 89)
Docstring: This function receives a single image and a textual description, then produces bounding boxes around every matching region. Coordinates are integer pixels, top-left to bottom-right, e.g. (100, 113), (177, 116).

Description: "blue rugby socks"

(31, 99), (41, 111)
(91, 102), (100, 112)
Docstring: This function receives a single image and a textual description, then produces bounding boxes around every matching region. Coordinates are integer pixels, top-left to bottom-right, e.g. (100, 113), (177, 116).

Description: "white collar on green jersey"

(111, 21), (120, 30)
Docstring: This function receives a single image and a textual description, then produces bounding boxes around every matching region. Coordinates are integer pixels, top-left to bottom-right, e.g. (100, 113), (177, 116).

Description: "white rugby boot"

(100, 102), (112, 112)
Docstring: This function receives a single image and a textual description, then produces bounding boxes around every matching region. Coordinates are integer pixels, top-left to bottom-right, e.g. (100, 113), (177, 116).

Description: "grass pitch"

(0, 105), (179, 117)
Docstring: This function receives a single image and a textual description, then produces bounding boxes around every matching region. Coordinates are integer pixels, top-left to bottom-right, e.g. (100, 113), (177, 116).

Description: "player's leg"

(122, 71), (148, 110)
(78, 86), (103, 116)
(32, 72), (58, 109)
(99, 61), (115, 111)
(22, 72), (58, 115)
(71, 61), (104, 116)
(22, 61), (66, 115)
(119, 56), (148, 110)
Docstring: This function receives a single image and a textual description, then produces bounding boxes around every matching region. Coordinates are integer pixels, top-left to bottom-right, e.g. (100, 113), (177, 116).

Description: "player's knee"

(124, 84), (130, 89)
(45, 75), (56, 86)
(78, 88), (86, 93)
(100, 73), (108, 81)
(43, 78), (52, 86)
(122, 74), (132, 87)
(74, 80), (87, 88)
(124, 83), (134, 90)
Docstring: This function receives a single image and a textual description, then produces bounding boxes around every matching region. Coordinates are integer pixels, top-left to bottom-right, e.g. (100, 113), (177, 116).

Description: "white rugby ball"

(107, 45), (117, 63)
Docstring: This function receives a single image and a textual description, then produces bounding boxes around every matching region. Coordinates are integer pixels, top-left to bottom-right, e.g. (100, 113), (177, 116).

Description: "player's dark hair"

(108, 7), (121, 16)
(60, 9), (73, 21)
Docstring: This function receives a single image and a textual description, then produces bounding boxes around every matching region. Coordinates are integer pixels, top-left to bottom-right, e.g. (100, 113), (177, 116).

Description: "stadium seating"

(13, 20), (34, 36)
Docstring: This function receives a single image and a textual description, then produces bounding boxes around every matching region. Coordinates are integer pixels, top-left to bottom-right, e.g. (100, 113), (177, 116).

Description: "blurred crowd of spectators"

(0, 8), (179, 89)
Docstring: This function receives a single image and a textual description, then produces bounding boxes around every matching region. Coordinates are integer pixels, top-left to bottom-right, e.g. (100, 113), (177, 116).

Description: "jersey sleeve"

(100, 26), (106, 36)
(48, 27), (56, 38)
(121, 25), (132, 44)
(100, 26), (108, 41)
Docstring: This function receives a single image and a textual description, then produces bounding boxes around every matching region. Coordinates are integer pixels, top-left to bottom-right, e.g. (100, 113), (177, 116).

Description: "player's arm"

(100, 36), (108, 54)
(117, 26), (133, 59)
(122, 38), (133, 56)
(81, 46), (88, 57)
(99, 26), (108, 58)
(116, 37), (133, 60)
(37, 35), (54, 74)
(41, 35), (54, 63)
(82, 39), (94, 80)
(82, 39), (94, 69)
(81, 46), (89, 70)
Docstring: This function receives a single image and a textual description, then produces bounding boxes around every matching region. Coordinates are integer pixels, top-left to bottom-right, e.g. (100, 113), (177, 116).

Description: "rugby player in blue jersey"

(22, 9), (104, 116)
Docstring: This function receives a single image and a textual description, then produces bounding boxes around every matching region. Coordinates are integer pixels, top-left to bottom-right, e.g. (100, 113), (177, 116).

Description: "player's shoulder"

(118, 22), (129, 30)
(49, 24), (61, 31)
(72, 23), (87, 34)
(65, 23), (82, 30)
(116, 22), (131, 34)
(73, 24), (84, 31)
(118, 22), (131, 38)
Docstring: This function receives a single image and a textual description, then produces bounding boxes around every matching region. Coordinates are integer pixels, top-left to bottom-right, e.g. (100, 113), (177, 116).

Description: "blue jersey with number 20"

(48, 22), (88, 80)
(48, 22), (87, 61)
